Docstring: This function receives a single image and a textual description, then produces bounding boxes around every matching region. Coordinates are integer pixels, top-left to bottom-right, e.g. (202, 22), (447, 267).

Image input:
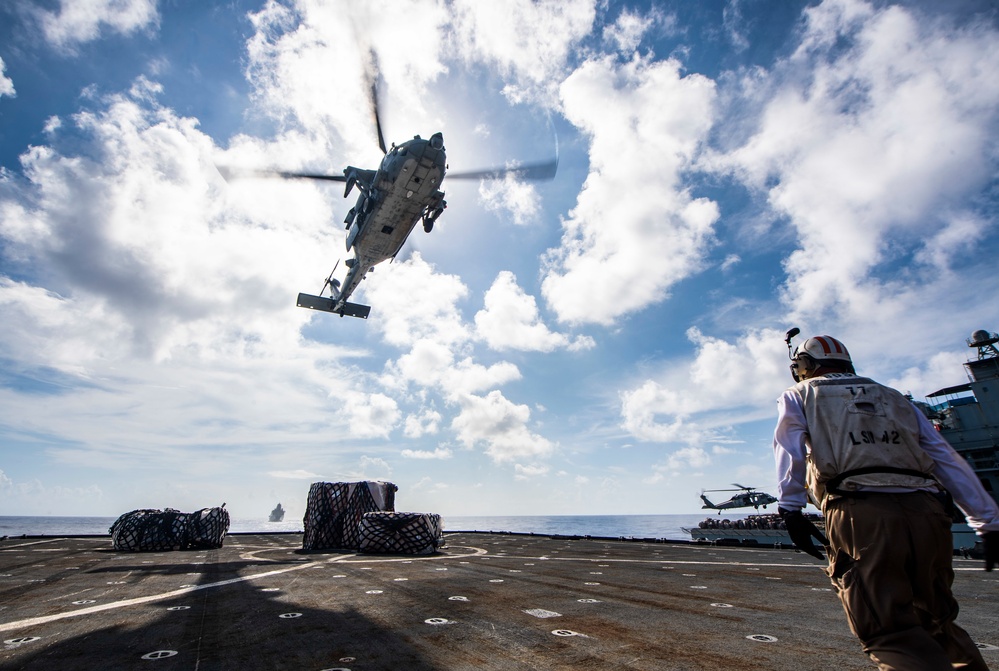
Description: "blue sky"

(2, 0), (998, 520)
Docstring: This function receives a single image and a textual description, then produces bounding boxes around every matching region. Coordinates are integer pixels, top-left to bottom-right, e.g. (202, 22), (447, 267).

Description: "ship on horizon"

(268, 503), (285, 523)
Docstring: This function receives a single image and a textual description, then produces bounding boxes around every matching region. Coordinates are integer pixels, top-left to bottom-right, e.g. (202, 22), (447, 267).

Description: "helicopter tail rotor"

(321, 261), (341, 299)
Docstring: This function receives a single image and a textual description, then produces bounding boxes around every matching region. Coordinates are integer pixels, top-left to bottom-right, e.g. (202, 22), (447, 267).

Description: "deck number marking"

(711, 603), (733, 608)
(167, 606), (190, 611)
(279, 613), (302, 618)
(577, 599), (601, 603)
(448, 596), (469, 601)
(524, 609), (562, 619)
(4, 637), (41, 645)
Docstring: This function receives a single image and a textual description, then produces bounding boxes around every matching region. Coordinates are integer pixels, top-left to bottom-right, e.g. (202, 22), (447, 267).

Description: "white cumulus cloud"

(475, 271), (593, 352)
(543, 53), (719, 325)
(0, 56), (14, 98)
(36, 0), (160, 51)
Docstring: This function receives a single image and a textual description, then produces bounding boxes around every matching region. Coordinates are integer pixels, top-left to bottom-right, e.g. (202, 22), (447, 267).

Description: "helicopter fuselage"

(329, 133), (447, 313)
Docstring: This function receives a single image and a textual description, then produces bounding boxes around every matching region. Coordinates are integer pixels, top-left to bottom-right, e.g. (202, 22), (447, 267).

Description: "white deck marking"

(0, 545), (486, 633)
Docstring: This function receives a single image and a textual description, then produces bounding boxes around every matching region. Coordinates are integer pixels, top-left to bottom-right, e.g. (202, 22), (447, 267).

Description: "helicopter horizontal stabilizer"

(296, 293), (371, 320)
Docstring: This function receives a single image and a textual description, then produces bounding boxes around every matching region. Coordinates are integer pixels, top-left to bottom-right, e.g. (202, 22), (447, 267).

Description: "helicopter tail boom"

(296, 292), (371, 319)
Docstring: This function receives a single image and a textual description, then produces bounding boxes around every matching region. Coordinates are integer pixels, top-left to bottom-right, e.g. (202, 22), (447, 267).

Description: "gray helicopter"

(227, 68), (557, 319)
(699, 484), (778, 513)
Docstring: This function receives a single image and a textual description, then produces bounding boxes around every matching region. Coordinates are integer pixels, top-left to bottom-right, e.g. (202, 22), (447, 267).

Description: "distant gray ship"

(268, 503), (285, 523)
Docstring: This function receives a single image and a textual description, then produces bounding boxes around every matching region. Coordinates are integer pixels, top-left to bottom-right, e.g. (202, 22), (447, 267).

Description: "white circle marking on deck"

(489, 579), (504, 583)
(711, 603), (733, 608)
(577, 599), (601, 603)
(448, 596), (469, 601)
(365, 590), (383, 594)
(747, 635), (778, 642)
(584, 582), (600, 585)
(552, 630), (587, 637)
(4, 636), (41, 645)
(141, 650), (178, 659)
(425, 618), (450, 625)
(71, 600), (96, 605)
(279, 613), (302, 618)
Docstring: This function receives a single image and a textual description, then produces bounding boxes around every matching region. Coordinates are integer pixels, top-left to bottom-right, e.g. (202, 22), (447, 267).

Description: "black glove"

(985, 531), (998, 572)
(779, 507), (828, 560)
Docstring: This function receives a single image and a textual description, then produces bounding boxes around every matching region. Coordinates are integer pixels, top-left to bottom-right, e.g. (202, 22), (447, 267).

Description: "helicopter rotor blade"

(272, 171), (348, 182)
(363, 50), (387, 155)
(446, 157), (559, 182)
(217, 166), (347, 183)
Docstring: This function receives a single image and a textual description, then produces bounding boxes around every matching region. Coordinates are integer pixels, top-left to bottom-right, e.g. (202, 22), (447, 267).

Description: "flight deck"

(2, 532), (996, 670)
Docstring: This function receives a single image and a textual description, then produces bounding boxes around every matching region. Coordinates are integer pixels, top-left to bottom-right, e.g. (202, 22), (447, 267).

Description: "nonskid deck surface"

(1, 533), (996, 670)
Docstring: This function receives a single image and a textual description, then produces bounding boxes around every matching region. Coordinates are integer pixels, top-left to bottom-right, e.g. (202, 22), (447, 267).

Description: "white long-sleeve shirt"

(774, 387), (999, 534)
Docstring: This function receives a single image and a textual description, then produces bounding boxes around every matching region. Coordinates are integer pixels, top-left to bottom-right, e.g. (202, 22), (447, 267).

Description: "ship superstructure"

(923, 329), (999, 501)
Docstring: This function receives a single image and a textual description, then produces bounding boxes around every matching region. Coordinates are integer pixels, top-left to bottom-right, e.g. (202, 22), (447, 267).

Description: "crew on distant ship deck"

(773, 333), (999, 671)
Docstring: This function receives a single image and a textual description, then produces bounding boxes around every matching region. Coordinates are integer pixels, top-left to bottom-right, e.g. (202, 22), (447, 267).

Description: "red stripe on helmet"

(815, 336), (845, 355)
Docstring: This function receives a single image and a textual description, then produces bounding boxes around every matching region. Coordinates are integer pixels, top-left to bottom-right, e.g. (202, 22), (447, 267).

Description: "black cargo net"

(358, 512), (443, 555)
(109, 505), (230, 552)
(302, 481), (398, 551)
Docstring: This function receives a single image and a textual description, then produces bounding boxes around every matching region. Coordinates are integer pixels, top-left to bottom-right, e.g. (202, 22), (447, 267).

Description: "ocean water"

(0, 513), (745, 541)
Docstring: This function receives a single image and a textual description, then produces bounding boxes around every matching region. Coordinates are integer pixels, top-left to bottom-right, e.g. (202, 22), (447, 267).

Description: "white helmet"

(790, 335), (853, 381)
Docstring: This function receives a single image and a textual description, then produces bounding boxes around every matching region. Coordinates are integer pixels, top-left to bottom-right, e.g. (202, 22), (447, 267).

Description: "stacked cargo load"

(302, 481), (398, 551)
(358, 511), (443, 555)
(109, 504), (230, 551)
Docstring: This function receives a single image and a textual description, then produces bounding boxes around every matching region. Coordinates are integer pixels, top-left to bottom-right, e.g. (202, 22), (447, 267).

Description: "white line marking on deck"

(0, 546), (488, 634)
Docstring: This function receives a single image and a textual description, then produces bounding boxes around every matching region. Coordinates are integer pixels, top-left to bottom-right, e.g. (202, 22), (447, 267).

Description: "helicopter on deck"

(699, 484), (778, 513)
(223, 60), (557, 320)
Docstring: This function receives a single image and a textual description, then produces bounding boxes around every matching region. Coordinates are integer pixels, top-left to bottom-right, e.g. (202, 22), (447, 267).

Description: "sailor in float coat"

(773, 334), (998, 671)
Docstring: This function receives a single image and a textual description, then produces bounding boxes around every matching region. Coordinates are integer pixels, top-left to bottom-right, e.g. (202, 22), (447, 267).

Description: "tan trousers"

(823, 492), (990, 671)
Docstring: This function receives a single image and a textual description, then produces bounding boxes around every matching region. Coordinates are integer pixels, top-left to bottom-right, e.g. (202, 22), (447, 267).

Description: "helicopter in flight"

(699, 484), (778, 514)
(224, 66), (558, 320)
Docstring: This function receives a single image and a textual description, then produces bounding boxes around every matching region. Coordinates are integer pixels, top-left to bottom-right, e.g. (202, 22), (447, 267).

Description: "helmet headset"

(784, 328), (854, 382)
